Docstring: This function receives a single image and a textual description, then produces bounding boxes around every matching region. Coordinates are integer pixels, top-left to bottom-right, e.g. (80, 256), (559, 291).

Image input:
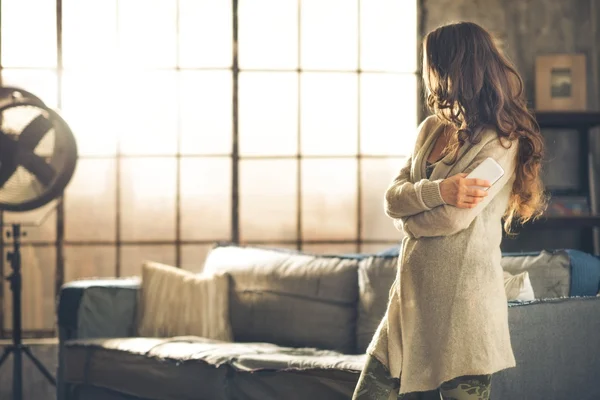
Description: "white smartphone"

(466, 157), (504, 191)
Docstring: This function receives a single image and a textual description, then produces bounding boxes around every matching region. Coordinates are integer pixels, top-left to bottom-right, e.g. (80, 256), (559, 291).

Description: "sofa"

(57, 244), (600, 400)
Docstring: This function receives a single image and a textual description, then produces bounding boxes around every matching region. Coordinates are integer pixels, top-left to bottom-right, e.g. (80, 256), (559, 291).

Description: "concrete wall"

(421, 0), (598, 109)
(421, 0), (600, 253)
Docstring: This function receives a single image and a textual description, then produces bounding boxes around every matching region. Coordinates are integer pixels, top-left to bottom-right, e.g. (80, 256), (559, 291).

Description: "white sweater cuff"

(421, 180), (446, 209)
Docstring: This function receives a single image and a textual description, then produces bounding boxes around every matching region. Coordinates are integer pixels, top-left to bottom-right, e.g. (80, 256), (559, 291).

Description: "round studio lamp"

(0, 98), (78, 212)
(0, 86), (46, 108)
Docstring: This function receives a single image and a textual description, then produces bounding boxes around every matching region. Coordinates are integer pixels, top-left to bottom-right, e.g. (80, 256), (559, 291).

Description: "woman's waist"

(402, 233), (503, 264)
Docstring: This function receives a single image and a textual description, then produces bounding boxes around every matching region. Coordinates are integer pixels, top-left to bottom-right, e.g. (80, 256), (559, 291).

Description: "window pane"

(62, 0), (118, 68)
(64, 246), (117, 282)
(117, 0), (177, 68)
(301, 243), (358, 255)
(360, 73), (417, 155)
(120, 158), (176, 241)
(301, 0), (358, 70)
(3, 201), (57, 243)
(180, 71), (232, 155)
(301, 73), (358, 155)
(120, 245), (176, 277)
(118, 72), (178, 155)
(181, 244), (214, 273)
(1, 69), (58, 108)
(180, 157), (231, 241)
(65, 159), (116, 242)
(238, 0), (298, 69)
(361, 157), (407, 241)
(61, 71), (119, 156)
(239, 72), (297, 156)
(3, 246), (55, 331)
(179, 0), (232, 68)
(360, 0), (417, 72)
(240, 159), (297, 242)
(0, 0), (57, 67)
(301, 159), (357, 240)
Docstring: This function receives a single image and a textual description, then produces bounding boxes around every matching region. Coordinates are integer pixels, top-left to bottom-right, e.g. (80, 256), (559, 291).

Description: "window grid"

(0, 0), (417, 338)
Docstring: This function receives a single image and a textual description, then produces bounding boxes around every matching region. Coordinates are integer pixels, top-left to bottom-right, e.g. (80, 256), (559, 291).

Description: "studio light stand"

(0, 223), (56, 400)
(0, 88), (77, 400)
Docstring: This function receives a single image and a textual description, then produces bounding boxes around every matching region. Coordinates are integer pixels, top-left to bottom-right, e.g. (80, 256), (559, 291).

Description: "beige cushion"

(137, 261), (233, 341)
(504, 270), (535, 301)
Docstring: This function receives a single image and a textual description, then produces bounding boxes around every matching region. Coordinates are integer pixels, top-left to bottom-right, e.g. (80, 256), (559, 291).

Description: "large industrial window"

(0, 0), (418, 337)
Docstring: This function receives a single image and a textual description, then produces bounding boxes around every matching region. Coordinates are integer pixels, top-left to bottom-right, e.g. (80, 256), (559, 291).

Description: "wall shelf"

(535, 111), (600, 129)
(524, 215), (600, 230)
(502, 111), (600, 254)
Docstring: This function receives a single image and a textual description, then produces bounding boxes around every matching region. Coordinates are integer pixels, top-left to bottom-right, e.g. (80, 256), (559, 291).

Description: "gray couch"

(57, 244), (600, 400)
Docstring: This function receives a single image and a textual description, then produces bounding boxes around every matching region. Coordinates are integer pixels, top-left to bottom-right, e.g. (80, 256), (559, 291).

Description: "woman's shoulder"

(475, 126), (519, 162)
(415, 115), (443, 147)
(418, 115), (442, 133)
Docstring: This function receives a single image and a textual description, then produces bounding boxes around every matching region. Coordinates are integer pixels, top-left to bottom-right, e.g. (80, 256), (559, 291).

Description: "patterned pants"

(352, 355), (492, 400)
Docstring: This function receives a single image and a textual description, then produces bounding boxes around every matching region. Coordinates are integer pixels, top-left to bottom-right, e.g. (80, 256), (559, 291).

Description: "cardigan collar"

(412, 122), (490, 181)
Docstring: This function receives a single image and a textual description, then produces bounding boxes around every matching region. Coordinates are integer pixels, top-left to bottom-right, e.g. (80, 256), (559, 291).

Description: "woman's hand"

(439, 173), (491, 208)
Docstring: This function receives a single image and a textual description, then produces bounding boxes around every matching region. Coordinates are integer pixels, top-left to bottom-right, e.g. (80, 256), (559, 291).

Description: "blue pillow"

(566, 250), (600, 296)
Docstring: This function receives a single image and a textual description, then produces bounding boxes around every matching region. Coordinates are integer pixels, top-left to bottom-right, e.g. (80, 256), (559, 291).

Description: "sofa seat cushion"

(63, 337), (231, 400)
(63, 336), (365, 400)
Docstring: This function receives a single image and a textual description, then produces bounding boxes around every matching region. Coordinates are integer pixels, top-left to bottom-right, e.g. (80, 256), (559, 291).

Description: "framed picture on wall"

(535, 54), (587, 111)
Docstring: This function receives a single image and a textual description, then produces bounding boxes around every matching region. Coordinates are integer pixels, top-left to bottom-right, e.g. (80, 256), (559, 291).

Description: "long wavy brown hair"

(422, 21), (546, 232)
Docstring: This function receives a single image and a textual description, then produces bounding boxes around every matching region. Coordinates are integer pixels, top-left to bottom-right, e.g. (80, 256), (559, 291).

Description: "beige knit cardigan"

(367, 115), (517, 394)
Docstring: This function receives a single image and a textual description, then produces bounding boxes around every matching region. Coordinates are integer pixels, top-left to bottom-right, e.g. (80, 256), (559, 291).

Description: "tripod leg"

(13, 346), (22, 400)
(22, 347), (56, 386)
(0, 346), (12, 367)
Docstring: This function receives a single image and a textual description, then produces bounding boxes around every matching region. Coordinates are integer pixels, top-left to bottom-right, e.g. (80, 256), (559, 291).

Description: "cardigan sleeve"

(383, 116), (446, 219)
(383, 159), (446, 218)
(400, 138), (518, 239)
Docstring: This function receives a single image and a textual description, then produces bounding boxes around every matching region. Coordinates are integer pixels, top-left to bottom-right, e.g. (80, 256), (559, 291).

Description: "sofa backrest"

(496, 297), (600, 400)
(203, 245), (360, 354)
(202, 244), (600, 356)
(356, 256), (397, 353)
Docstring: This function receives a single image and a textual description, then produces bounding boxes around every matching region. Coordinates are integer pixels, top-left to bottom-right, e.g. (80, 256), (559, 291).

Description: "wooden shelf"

(535, 111), (600, 129)
(523, 215), (600, 230)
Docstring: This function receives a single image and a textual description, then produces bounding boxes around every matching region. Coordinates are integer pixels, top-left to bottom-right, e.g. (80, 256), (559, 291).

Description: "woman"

(353, 22), (546, 400)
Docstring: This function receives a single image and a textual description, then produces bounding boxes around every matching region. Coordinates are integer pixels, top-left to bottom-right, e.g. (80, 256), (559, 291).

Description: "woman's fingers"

(456, 188), (488, 208)
(441, 174), (492, 208)
(465, 187), (488, 198)
(463, 178), (491, 188)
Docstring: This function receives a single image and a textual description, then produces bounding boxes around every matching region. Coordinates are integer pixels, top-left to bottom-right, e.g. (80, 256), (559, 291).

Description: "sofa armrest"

(496, 296), (600, 399)
(58, 278), (140, 342)
(57, 278), (140, 400)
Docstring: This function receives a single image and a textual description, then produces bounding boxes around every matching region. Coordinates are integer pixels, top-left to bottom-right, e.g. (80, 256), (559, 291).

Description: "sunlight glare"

(62, 0), (118, 68)
(301, 73), (358, 155)
(179, 0), (232, 68)
(238, 0), (298, 69)
(60, 71), (120, 156)
(117, 0), (177, 68)
(301, 0), (358, 70)
(360, 0), (417, 72)
(179, 71), (233, 155)
(0, 0), (57, 68)
(360, 73), (418, 155)
(239, 72), (298, 156)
